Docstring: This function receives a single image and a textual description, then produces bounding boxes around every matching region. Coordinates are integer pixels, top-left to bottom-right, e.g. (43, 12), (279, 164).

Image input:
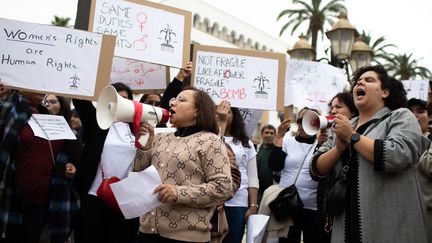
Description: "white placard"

(91, 0), (190, 68)
(0, 18), (113, 99)
(193, 46), (285, 111)
(285, 59), (347, 113)
(239, 108), (263, 138)
(28, 114), (77, 140)
(110, 56), (168, 91)
(402, 80), (429, 101)
(246, 214), (270, 243)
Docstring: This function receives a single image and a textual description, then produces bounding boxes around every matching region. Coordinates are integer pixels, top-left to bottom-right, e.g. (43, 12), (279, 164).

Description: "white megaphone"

(96, 85), (170, 144)
(302, 110), (334, 136)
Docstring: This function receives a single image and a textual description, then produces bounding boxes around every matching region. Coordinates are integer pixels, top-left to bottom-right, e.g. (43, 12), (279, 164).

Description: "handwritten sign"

(28, 114), (77, 140)
(192, 45), (286, 111)
(402, 80), (429, 101)
(0, 18), (115, 100)
(110, 56), (169, 92)
(285, 59), (346, 113)
(89, 0), (191, 68)
(239, 108), (263, 138)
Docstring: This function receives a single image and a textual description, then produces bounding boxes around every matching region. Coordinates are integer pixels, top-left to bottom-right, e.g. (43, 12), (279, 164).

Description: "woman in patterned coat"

(133, 87), (233, 242)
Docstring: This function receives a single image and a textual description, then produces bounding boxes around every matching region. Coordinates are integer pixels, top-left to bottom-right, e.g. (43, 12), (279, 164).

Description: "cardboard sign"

(110, 56), (169, 93)
(28, 114), (77, 140)
(284, 59), (347, 113)
(0, 18), (115, 100)
(239, 108), (263, 138)
(402, 80), (429, 101)
(192, 45), (286, 111)
(89, 0), (191, 68)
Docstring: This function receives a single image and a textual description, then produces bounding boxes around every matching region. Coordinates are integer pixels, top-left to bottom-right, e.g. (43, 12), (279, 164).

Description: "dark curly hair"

(328, 92), (359, 117)
(351, 65), (407, 110)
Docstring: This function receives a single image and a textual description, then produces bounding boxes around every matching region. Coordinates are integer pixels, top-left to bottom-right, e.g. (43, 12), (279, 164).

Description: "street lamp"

(287, 34), (315, 61)
(288, 14), (373, 82)
(349, 37), (373, 73)
(325, 14), (356, 61)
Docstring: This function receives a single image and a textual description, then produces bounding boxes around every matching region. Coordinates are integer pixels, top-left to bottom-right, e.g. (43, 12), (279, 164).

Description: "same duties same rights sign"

(0, 18), (115, 100)
(192, 45), (286, 111)
(89, 0), (191, 68)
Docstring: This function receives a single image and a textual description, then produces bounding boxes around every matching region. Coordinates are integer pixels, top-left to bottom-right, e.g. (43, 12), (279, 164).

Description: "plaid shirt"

(0, 91), (79, 242)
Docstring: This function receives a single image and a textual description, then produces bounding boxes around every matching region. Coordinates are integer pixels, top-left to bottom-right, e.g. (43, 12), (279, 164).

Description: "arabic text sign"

(192, 45), (285, 111)
(285, 59), (346, 113)
(0, 18), (115, 100)
(90, 0), (191, 68)
(110, 57), (168, 92)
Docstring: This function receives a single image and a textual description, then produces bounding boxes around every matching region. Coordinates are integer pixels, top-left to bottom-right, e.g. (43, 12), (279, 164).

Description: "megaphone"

(302, 110), (334, 136)
(96, 85), (169, 139)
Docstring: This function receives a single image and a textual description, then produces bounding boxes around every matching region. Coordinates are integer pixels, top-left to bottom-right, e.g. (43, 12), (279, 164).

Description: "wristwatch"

(351, 132), (361, 145)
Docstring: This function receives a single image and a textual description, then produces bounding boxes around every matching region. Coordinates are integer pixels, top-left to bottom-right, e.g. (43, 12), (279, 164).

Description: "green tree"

(51, 15), (71, 27)
(277, 0), (347, 52)
(384, 53), (432, 80)
(360, 30), (396, 65)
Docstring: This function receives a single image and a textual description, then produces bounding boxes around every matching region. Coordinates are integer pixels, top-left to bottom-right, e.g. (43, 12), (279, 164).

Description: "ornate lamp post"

(288, 14), (372, 82)
(349, 37), (373, 74)
(288, 34), (315, 61)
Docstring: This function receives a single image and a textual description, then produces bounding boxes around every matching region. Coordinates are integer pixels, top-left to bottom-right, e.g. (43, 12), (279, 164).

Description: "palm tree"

(360, 30), (396, 65)
(384, 53), (432, 80)
(277, 0), (347, 52)
(51, 15), (71, 27)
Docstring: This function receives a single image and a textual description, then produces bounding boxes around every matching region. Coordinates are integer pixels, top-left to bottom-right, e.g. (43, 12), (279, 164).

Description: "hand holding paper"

(110, 165), (162, 219)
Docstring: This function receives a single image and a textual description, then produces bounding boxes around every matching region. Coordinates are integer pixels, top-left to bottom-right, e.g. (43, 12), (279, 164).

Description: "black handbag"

(268, 143), (316, 222)
(269, 184), (303, 222)
(324, 164), (349, 216)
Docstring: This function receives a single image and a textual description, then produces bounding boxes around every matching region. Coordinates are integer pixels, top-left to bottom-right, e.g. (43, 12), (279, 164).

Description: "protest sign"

(89, 0), (191, 68)
(192, 45), (285, 111)
(110, 56), (169, 93)
(402, 80), (429, 101)
(0, 18), (115, 100)
(28, 114), (77, 140)
(284, 59), (347, 113)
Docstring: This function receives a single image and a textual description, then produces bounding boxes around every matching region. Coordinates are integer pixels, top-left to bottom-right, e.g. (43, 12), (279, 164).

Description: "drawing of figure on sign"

(253, 72), (270, 99)
(159, 24), (177, 52)
(69, 74), (80, 90)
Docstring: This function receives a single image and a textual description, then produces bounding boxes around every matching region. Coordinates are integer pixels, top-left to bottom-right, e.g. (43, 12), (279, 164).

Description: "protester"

(310, 65), (430, 242)
(73, 83), (139, 243)
(133, 87), (232, 242)
(139, 93), (162, 106)
(268, 107), (328, 243)
(256, 124), (277, 203)
(408, 98), (432, 240)
(0, 82), (79, 242)
(216, 101), (258, 243)
(315, 92), (359, 237)
(70, 108), (85, 143)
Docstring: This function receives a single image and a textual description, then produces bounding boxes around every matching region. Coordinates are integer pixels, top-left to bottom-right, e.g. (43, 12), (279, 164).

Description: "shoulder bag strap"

(293, 141), (317, 184)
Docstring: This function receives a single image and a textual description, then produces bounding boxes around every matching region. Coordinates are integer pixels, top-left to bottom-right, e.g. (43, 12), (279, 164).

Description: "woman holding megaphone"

(310, 66), (429, 242)
(133, 87), (233, 243)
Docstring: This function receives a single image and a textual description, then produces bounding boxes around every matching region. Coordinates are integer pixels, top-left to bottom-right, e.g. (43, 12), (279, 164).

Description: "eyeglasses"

(43, 99), (58, 106)
(169, 95), (187, 106)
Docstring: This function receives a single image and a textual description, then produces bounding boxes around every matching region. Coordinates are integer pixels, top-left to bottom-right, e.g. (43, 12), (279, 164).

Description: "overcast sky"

(1, 0), (431, 74)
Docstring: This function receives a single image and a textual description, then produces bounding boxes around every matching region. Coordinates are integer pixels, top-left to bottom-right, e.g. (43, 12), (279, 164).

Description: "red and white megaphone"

(96, 85), (170, 144)
(302, 110), (334, 136)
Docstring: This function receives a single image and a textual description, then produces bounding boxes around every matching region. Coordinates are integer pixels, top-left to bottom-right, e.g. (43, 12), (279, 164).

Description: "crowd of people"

(1, 64), (432, 243)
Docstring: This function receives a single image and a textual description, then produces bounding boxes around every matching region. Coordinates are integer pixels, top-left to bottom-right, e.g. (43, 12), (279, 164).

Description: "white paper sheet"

(246, 214), (270, 243)
(28, 114), (77, 140)
(110, 165), (162, 219)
